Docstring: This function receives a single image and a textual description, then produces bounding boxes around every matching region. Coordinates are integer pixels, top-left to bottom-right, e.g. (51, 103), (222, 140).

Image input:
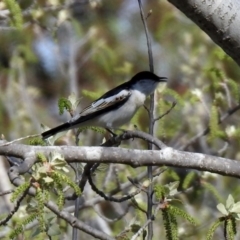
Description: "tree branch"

(6, 171), (114, 240)
(167, 0), (240, 66)
(179, 103), (240, 150)
(2, 142), (240, 178)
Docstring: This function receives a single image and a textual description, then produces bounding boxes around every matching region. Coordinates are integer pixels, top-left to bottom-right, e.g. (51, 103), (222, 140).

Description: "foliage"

(207, 194), (240, 239)
(7, 151), (81, 238)
(154, 182), (197, 239)
(58, 97), (72, 115)
(3, 0), (23, 29)
(1, 0), (240, 239)
(9, 212), (38, 239)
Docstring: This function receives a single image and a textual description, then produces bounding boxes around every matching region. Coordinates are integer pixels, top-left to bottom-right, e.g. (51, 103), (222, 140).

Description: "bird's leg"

(106, 128), (117, 137)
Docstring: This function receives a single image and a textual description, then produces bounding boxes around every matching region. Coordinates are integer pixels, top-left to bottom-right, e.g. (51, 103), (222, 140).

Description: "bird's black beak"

(158, 77), (168, 82)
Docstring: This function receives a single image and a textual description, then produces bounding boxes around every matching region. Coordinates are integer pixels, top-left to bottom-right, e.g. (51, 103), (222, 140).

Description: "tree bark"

(167, 0), (240, 66)
(2, 142), (240, 179)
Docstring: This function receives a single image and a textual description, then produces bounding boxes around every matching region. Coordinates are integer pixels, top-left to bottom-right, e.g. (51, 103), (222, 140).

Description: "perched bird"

(41, 71), (167, 139)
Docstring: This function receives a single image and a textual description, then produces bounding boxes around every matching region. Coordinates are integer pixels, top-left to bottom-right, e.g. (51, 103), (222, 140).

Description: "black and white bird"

(41, 71), (167, 139)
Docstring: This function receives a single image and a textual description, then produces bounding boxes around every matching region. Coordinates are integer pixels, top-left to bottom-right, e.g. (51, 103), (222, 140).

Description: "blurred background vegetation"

(1, 0), (240, 239)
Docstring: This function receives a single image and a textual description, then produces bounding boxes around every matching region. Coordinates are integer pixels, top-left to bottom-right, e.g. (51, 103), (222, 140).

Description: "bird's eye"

(116, 98), (119, 100)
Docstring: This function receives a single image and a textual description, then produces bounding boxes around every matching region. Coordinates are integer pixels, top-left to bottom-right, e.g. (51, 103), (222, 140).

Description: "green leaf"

(58, 97), (72, 115)
(61, 166), (69, 173)
(235, 213), (240, 221)
(206, 219), (223, 240)
(31, 227), (42, 238)
(230, 202), (240, 214)
(165, 181), (180, 196)
(166, 181), (180, 191)
(47, 225), (61, 236)
(4, 0), (23, 29)
(43, 176), (54, 183)
(38, 166), (47, 174)
(217, 203), (228, 215)
(208, 105), (219, 143)
(49, 152), (68, 169)
(226, 194), (235, 210)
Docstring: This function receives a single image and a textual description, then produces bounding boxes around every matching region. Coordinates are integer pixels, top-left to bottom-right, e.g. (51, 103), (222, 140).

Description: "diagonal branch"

(3, 141), (240, 179)
(7, 173), (114, 240)
(154, 101), (177, 123)
(179, 103), (240, 150)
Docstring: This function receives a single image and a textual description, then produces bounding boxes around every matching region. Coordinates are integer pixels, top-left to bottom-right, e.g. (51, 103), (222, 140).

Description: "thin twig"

(131, 219), (151, 240)
(131, 202), (162, 240)
(0, 134), (41, 146)
(131, 198), (148, 214)
(218, 142), (229, 155)
(93, 203), (131, 223)
(220, 82), (232, 108)
(7, 172), (114, 240)
(102, 164), (113, 191)
(120, 130), (167, 149)
(179, 103), (240, 150)
(66, 137), (121, 201)
(137, 2), (154, 72)
(109, 166), (160, 196)
(137, 1), (155, 238)
(143, 105), (151, 118)
(0, 189), (14, 196)
(88, 173), (142, 202)
(72, 128), (82, 240)
(0, 184), (30, 226)
(127, 177), (148, 193)
(154, 101), (177, 123)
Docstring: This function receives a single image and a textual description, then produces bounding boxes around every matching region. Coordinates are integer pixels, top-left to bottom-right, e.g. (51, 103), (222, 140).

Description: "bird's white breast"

(96, 89), (146, 128)
(129, 89), (147, 107)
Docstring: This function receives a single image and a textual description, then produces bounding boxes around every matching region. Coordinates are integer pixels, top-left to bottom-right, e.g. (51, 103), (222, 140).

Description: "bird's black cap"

(130, 71), (167, 84)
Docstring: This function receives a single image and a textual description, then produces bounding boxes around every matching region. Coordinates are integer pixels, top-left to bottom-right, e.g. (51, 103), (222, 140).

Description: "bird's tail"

(41, 122), (72, 139)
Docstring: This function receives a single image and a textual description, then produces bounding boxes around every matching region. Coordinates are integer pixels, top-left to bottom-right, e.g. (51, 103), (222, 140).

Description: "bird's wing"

(42, 87), (132, 138)
(80, 89), (131, 116)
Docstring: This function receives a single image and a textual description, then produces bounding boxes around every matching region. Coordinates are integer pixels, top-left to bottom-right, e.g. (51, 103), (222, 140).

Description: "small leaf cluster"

(9, 152), (81, 238)
(182, 171), (197, 190)
(162, 207), (178, 240)
(35, 188), (46, 231)
(154, 182), (197, 240)
(207, 194), (240, 240)
(58, 97), (72, 115)
(32, 152), (81, 207)
(8, 180), (50, 237)
(3, 0), (23, 29)
(29, 138), (46, 146)
(162, 204), (198, 240)
(58, 93), (82, 116)
(9, 212), (38, 239)
(10, 181), (31, 203)
(208, 104), (226, 143)
(154, 181), (180, 201)
(78, 126), (106, 135)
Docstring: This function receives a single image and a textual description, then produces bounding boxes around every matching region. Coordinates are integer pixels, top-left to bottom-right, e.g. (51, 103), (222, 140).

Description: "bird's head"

(129, 71), (167, 96)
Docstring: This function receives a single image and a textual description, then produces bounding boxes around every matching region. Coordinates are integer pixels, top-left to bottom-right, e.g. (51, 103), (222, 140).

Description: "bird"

(41, 71), (167, 139)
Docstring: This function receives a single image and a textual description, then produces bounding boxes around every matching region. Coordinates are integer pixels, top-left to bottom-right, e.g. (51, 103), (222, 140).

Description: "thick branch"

(167, 0), (240, 66)
(1, 142), (240, 178)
